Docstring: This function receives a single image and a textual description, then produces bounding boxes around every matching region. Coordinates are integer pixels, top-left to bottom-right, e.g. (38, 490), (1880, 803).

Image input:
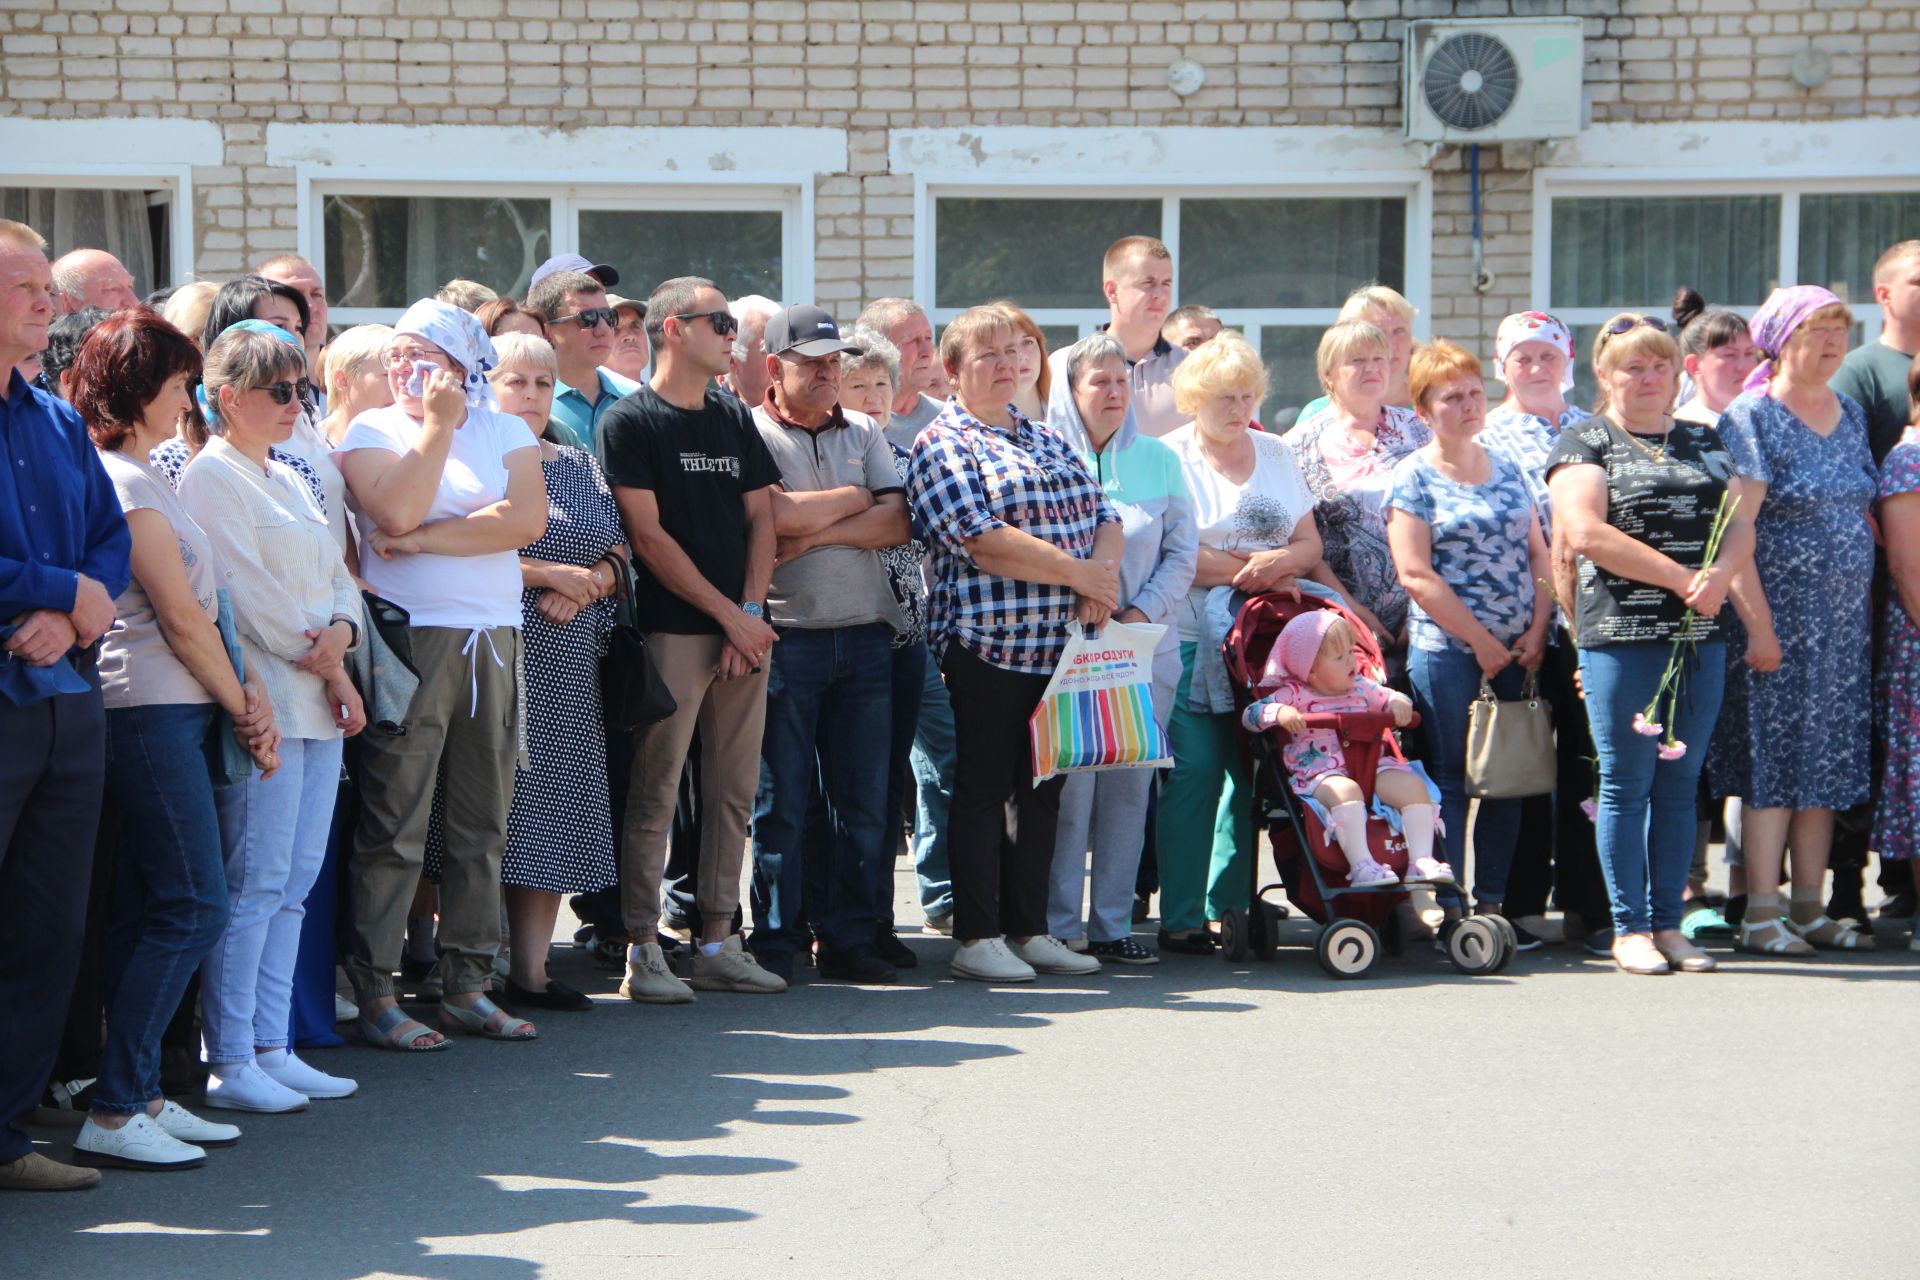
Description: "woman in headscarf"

(333, 300), (548, 1047)
(1709, 286), (1879, 956)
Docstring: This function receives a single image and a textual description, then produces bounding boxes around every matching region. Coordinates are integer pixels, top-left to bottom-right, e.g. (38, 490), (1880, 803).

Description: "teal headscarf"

(197, 319), (307, 427)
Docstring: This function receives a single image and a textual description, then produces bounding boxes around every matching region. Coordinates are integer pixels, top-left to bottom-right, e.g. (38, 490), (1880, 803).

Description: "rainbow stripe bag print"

(1029, 620), (1175, 785)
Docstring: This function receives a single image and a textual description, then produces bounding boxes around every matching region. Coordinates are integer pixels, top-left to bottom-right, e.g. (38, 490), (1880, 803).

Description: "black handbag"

(600, 554), (677, 732)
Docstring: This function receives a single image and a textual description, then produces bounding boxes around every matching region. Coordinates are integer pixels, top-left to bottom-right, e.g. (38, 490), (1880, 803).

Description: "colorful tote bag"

(1029, 620), (1174, 785)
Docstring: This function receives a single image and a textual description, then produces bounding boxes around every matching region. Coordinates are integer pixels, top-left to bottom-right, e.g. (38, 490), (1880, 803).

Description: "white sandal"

(1736, 918), (1815, 957)
(1784, 914), (1876, 951)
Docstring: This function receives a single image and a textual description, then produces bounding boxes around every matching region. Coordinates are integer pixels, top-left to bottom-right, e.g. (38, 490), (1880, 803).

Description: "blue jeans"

(203, 734), (343, 1064)
(1407, 646), (1525, 907)
(1580, 640), (1726, 936)
(909, 645), (956, 919)
(750, 625), (894, 958)
(96, 704), (230, 1115)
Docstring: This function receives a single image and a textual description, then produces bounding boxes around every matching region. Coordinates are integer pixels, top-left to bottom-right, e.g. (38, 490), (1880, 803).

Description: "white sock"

(255, 1048), (289, 1070)
(1401, 803), (1437, 863)
(1327, 801), (1372, 870)
(699, 940), (724, 957)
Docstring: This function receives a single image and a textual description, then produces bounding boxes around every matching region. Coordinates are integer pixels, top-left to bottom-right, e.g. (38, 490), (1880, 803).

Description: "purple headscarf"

(1743, 285), (1845, 393)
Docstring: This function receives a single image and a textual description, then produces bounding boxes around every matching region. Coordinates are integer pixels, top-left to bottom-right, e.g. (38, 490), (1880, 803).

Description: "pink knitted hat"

(1262, 609), (1345, 688)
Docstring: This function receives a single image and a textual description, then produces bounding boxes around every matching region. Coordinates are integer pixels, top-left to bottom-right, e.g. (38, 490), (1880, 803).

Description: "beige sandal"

(1785, 915), (1876, 951)
(1611, 932), (1671, 975)
(1736, 918), (1814, 957)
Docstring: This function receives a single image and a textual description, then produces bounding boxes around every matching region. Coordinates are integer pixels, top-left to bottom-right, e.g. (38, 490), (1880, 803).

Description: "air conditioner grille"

(1421, 32), (1519, 131)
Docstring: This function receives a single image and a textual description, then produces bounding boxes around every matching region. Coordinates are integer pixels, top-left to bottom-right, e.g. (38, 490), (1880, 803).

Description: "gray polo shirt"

(753, 400), (909, 631)
(884, 391), (945, 454)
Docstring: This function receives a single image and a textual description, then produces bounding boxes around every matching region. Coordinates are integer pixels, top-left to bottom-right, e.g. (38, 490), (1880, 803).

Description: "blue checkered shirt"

(905, 399), (1118, 673)
(1478, 402), (1592, 541)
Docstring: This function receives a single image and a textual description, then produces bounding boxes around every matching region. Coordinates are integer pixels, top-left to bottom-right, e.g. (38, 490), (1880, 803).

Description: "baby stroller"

(1218, 589), (1517, 979)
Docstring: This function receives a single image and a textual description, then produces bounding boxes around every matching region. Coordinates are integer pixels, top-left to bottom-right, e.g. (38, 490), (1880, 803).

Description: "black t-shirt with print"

(597, 384), (781, 635)
(1544, 416), (1736, 648)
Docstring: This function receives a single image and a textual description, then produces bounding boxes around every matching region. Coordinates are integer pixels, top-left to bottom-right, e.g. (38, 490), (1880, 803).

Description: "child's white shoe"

(1404, 856), (1455, 885)
(1347, 858), (1398, 888)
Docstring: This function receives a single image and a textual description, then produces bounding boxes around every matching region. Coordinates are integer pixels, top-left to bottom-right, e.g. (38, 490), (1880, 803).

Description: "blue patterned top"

(905, 400), (1118, 673)
(1477, 401), (1591, 540)
(1386, 448), (1538, 654)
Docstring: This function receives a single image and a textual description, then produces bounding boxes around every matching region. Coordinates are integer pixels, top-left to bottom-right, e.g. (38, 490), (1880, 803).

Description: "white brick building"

(3, 0), (1917, 415)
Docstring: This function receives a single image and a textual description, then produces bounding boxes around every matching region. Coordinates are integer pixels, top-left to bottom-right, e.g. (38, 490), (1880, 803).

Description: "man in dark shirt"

(598, 275), (787, 1002)
(0, 220), (131, 1193)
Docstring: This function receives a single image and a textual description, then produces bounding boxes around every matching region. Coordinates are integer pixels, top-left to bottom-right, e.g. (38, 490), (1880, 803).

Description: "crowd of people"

(3, 216), (1918, 1192)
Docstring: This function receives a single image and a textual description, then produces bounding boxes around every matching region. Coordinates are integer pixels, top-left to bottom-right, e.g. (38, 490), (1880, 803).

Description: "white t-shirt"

(98, 450), (222, 709)
(1163, 425), (1315, 642)
(333, 403), (539, 629)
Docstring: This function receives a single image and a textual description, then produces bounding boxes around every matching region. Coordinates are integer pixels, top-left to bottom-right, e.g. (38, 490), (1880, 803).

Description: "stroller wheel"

(1315, 919), (1380, 979)
(1220, 908), (1251, 962)
(1445, 916), (1507, 976)
(1479, 913), (1518, 973)
(1253, 903), (1281, 961)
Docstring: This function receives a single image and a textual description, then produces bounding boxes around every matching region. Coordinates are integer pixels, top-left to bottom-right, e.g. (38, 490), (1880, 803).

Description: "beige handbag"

(1464, 673), (1555, 799)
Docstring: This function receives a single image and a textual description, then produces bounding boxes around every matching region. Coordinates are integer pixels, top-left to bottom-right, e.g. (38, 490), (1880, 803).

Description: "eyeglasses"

(386, 349), (448, 368)
(550, 307), (616, 330)
(255, 379), (313, 405)
(1600, 315), (1670, 344)
(670, 310), (738, 337)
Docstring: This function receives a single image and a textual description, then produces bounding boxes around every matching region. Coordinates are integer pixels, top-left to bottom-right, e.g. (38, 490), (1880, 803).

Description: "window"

(925, 191), (1414, 430)
(1799, 191), (1920, 304)
(314, 185), (807, 326)
(0, 185), (174, 301)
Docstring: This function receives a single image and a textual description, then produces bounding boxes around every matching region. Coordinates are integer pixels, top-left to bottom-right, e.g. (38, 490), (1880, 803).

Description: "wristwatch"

(741, 601), (764, 619)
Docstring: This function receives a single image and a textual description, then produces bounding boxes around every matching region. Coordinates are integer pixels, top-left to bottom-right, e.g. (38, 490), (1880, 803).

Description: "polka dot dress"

(426, 444), (621, 893)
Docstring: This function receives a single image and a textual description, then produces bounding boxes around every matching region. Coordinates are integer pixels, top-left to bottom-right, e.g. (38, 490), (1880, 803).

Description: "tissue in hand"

(405, 360), (438, 396)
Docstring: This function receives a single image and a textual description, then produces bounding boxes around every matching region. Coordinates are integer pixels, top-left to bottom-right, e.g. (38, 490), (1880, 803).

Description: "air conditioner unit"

(1404, 18), (1584, 144)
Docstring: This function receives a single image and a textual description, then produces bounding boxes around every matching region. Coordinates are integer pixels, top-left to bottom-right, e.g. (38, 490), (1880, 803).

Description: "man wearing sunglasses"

(598, 276), (786, 1002)
(527, 268), (640, 452)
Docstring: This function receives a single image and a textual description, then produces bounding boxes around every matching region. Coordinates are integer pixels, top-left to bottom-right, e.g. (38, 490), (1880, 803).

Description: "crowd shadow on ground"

(12, 906), (1915, 1280)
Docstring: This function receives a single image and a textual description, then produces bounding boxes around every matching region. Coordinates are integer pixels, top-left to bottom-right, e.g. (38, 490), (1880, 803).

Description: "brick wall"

(3, 0), (1918, 334)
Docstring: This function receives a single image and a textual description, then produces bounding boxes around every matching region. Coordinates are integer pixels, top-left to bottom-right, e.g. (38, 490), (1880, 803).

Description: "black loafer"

(875, 927), (919, 969)
(504, 978), (594, 1012)
(1157, 928), (1216, 955)
(815, 947), (898, 984)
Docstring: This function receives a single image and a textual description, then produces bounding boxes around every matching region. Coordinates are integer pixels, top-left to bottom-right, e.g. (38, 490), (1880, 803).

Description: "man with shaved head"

(255, 253), (331, 373)
(48, 249), (137, 316)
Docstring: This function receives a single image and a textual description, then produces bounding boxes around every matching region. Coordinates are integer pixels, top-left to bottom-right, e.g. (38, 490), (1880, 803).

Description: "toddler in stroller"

(1240, 610), (1452, 888)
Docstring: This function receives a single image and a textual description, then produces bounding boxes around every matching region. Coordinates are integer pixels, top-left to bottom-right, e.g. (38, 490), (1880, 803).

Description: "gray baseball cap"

(530, 253), (619, 289)
(765, 304), (864, 358)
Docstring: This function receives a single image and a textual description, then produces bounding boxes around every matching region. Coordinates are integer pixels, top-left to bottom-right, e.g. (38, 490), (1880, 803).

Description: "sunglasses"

(1601, 315), (1670, 342)
(256, 379), (314, 405)
(551, 307), (616, 330)
(671, 310), (738, 337)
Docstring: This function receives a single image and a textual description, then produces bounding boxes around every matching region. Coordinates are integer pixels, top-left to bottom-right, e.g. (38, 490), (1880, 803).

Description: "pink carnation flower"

(1579, 798), (1599, 823)
(1631, 712), (1664, 737)
(1657, 740), (1688, 761)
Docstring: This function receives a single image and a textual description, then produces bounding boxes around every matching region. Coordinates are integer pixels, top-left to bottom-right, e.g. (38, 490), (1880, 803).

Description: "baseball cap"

(765, 304), (865, 358)
(530, 253), (619, 289)
(605, 293), (646, 319)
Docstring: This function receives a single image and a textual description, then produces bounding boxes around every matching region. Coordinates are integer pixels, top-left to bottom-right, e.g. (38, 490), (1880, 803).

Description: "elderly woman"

(68, 311), (278, 1169)
(420, 333), (624, 1012)
(1158, 333), (1322, 952)
(180, 323), (366, 1112)
(1548, 314), (1758, 975)
(1708, 287), (1879, 956)
(905, 306), (1122, 983)
(333, 299), (547, 1047)
(1873, 360), (1920, 933)
(990, 301), (1052, 422)
(1387, 341), (1550, 924)
(1672, 291), (1758, 428)
(1286, 320), (1431, 649)
(1045, 333), (1197, 962)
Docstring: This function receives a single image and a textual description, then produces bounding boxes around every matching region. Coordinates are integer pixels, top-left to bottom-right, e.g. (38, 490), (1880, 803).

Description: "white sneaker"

(1009, 934), (1102, 975)
(619, 941), (695, 1004)
(74, 1113), (205, 1170)
(203, 1061), (310, 1114)
(690, 936), (788, 994)
(151, 1100), (240, 1148)
(259, 1052), (358, 1100)
(333, 993), (358, 1023)
(950, 936), (1037, 983)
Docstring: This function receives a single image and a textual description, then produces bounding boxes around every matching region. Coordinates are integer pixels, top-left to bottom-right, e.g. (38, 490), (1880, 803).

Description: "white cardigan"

(179, 434), (361, 742)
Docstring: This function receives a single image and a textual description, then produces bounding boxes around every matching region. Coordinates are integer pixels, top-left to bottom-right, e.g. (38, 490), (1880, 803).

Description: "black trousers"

(0, 686), (107, 1162)
(941, 644), (1065, 943)
(1505, 639), (1610, 922)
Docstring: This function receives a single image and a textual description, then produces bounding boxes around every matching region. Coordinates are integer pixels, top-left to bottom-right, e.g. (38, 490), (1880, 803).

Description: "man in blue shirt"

(526, 268), (639, 451)
(0, 220), (131, 1193)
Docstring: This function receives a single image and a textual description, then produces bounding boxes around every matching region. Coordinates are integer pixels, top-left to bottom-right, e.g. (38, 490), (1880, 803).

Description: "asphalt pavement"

(7, 876), (1917, 1280)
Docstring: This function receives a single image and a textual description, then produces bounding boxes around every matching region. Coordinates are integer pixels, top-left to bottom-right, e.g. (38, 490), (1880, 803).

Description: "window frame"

(0, 118), (218, 291)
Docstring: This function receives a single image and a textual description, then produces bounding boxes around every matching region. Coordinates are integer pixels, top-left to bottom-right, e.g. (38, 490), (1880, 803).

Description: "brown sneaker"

(0, 1151), (102, 1191)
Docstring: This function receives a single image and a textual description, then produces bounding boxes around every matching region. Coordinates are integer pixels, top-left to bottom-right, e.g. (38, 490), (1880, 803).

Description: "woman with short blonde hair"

(1707, 287), (1879, 957)
(160, 281), (221, 353)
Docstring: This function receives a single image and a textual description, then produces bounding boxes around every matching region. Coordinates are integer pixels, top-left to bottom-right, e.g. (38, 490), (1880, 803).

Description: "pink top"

(1242, 675), (1403, 794)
